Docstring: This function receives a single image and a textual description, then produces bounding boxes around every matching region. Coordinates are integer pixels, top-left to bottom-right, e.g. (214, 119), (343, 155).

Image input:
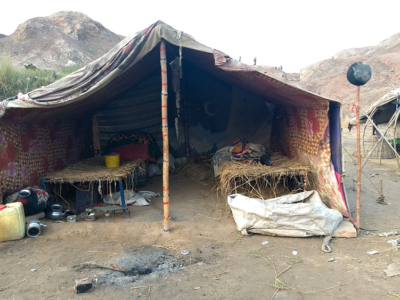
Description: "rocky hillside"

(260, 33), (400, 115)
(0, 11), (123, 69)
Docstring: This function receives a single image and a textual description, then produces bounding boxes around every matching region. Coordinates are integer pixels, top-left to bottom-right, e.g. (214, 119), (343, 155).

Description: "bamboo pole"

(160, 41), (170, 232)
(356, 86), (361, 233)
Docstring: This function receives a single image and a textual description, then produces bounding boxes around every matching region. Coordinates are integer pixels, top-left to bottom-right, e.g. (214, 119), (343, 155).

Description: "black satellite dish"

(347, 62), (372, 86)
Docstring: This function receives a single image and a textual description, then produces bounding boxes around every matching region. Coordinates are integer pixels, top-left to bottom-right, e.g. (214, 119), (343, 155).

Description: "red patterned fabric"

(275, 105), (348, 217)
(0, 118), (91, 200)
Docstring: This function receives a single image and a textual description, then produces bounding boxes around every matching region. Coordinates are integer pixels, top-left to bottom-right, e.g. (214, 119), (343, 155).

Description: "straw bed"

(216, 153), (316, 199)
(176, 158), (214, 183)
(43, 156), (145, 182)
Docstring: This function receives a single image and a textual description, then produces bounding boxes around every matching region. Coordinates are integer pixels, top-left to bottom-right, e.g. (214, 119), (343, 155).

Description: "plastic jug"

(0, 202), (26, 242)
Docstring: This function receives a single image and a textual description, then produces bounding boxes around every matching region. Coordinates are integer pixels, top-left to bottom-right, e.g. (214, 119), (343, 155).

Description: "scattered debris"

(30, 269), (36, 272)
(384, 264), (400, 277)
(195, 287), (200, 290)
(73, 261), (130, 273)
(367, 251), (380, 255)
(377, 195), (386, 204)
(387, 239), (400, 247)
(88, 251), (120, 256)
(262, 241), (269, 245)
(378, 231), (400, 237)
(387, 291), (400, 298)
(250, 250), (346, 298)
(292, 251), (298, 256)
(75, 278), (92, 294)
(130, 285), (151, 297)
(327, 258), (336, 262)
(181, 250), (190, 255)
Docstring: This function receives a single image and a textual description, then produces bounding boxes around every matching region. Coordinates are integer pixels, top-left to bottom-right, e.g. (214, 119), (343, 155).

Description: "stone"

(332, 219), (357, 238)
(75, 278), (92, 294)
(65, 60), (77, 67)
(384, 264), (400, 277)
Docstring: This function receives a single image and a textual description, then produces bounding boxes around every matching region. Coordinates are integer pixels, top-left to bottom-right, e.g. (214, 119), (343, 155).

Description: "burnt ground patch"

(97, 246), (188, 286)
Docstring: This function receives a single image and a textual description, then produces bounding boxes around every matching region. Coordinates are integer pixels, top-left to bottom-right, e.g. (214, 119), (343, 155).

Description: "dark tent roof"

(0, 21), (338, 121)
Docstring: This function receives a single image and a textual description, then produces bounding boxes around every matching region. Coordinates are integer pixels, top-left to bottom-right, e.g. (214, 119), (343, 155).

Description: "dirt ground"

(1, 131), (400, 300)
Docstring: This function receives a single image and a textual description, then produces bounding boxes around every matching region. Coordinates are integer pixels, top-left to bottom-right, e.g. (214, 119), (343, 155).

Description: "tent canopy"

(0, 20), (337, 122)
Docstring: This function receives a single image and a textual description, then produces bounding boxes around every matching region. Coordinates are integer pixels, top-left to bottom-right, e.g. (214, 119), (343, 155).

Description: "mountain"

(259, 33), (400, 116)
(0, 11), (124, 69)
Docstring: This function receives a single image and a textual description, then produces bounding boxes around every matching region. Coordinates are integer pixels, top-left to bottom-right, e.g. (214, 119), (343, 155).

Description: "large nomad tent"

(0, 21), (349, 223)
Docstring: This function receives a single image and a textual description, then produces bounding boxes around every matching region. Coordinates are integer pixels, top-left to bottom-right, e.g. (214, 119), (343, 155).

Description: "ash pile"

(97, 246), (186, 286)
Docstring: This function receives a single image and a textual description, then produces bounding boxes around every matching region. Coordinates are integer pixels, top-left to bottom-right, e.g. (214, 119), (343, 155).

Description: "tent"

(0, 21), (349, 223)
(349, 87), (400, 164)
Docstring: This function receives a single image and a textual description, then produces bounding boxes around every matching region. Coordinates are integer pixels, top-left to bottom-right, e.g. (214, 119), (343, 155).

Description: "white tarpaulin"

(227, 191), (343, 237)
(104, 190), (160, 206)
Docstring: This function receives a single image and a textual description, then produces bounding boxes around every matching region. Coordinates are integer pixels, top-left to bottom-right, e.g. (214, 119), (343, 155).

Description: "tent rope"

(321, 236), (332, 253)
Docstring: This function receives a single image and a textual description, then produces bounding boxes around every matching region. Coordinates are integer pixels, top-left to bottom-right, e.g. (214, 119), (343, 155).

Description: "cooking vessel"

(46, 204), (68, 220)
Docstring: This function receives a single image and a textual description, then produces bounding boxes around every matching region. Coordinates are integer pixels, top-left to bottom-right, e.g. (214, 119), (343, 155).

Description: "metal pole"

(118, 178), (126, 214)
(160, 41), (170, 232)
(356, 86), (361, 233)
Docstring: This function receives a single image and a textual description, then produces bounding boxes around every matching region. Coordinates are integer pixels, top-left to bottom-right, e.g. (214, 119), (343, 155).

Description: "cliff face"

(0, 11), (123, 69)
(259, 33), (400, 114)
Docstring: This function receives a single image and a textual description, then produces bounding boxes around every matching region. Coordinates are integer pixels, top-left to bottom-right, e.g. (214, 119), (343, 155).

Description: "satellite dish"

(347, 62), (372, 86)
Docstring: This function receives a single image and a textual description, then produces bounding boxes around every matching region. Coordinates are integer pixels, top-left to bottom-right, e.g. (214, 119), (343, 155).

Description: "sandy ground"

(1, 131), (400, 300)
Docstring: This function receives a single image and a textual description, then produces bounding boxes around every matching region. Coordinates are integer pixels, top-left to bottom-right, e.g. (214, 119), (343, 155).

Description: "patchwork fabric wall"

(0, 118), (92, 201)
(274, 104), (348, 217)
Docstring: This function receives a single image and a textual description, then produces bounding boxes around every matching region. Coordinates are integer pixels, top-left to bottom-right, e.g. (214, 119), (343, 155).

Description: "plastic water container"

(0, 202), (26, 242)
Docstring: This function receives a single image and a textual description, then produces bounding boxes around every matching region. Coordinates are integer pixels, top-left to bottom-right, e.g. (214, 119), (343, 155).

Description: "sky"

(1, 0), (400, 73)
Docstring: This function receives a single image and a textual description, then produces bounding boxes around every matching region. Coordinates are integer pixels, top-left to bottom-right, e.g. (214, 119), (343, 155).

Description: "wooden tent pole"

(160, 41), (170, 232)
(92, 115), (101, 156)
(356, 86), (361, 233)
(183, 81), (190, 158)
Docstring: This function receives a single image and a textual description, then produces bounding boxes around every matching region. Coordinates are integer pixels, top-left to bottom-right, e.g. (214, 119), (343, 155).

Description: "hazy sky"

(1, 0), (400, 73)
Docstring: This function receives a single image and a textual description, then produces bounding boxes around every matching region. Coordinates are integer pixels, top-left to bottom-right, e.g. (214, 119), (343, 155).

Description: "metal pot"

(19, 189), (31, 197)
(26, 220), (46, 238)
(47, 204), (68, 220)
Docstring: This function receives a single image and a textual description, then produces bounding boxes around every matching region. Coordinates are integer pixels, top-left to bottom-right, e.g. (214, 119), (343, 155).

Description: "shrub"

(0, 57), (79, 100)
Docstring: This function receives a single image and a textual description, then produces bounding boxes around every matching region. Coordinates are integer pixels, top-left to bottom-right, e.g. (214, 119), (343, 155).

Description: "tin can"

(67, 215), (76, 223)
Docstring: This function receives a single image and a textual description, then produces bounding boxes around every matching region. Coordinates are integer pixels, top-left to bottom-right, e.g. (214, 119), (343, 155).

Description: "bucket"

(104, 154), (120, 168)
